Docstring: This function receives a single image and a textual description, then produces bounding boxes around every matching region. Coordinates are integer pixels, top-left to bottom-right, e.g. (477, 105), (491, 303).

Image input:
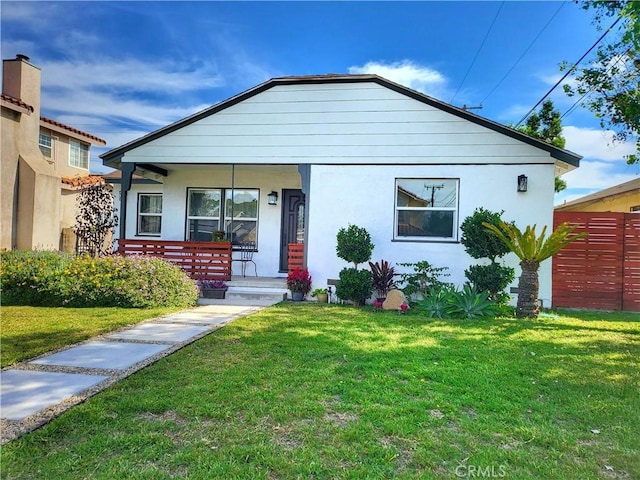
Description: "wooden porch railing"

(117, 239), (232, 281)
(288, 243), (304, 273)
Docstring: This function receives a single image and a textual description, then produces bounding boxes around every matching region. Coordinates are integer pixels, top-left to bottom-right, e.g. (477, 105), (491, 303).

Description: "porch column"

(119, 162), (135, 240)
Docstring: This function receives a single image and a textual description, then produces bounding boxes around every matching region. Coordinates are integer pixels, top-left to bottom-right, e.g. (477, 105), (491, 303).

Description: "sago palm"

(483, 221), (587, 318)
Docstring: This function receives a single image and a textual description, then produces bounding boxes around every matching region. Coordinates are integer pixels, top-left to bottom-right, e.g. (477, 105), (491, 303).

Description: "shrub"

(1, 251), (198, 308)
(74, 183), (118, 257)
(336, 267), (372, 306)
(336, 225), (374, 268)
(464, 262), (515, 303)
(460, 208), (511, 261)
(397, 261), (450, 299)
(415, 285), (456, 319)
(368, 259), (396, 299)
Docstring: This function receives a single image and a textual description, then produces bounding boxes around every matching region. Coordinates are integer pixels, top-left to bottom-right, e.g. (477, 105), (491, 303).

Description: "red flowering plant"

(287, 267), (312, 294)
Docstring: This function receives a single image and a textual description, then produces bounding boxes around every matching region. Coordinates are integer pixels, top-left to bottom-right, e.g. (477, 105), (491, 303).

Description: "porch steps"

(198, 276), (289, 306)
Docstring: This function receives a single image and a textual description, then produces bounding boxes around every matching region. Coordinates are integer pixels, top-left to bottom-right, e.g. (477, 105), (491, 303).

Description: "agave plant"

(483, 221), (587, 318)
(445, 285), (497, 319)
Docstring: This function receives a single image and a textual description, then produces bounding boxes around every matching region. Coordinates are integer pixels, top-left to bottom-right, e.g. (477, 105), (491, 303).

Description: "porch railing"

(117, 239), (232, 281)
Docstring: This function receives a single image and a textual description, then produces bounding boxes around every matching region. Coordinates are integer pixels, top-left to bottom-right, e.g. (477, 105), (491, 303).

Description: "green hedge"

(1, 251), (198, 308)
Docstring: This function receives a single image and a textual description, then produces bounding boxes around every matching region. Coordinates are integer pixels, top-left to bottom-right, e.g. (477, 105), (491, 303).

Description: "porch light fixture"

(267, 191), (278, 205)
(517, 174), (528, 193)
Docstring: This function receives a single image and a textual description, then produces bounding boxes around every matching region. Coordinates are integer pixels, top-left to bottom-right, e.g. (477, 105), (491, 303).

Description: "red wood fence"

(288, 243), (304, 273)
(552, 212), (640, 311)
(117, 239), (232, 281)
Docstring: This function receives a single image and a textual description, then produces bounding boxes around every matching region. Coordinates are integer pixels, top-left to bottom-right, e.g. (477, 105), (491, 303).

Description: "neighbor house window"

(137, 194), (162, 236)
(186, 188), (258, 245)
(395, 178), (459, 240)
(69, 140), (89, 169)
(39, 132), (52, 157)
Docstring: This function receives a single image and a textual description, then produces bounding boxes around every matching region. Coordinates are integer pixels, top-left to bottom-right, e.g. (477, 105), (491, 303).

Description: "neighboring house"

(555, 178), (640, 213)
(1, 54), (107, 252)
(100, 74), (581, 307)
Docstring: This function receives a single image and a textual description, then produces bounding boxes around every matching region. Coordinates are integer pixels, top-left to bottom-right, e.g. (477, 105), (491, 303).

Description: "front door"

(279, 189), (305, 272)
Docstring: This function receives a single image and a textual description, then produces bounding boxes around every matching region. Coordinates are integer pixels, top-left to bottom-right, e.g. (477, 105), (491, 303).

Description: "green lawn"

(2, 304), (638, 479)
(0, 306), (185, 367)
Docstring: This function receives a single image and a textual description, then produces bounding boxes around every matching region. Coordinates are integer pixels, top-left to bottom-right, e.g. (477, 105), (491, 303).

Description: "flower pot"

(201, 288), (227, 299)
(316, 293), (328, 303)
(291, 291), (304, 301)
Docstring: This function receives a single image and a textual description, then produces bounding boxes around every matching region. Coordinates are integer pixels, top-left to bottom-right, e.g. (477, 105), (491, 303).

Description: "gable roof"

(100, 74), (581, 167)
(555, 178), (640, 211)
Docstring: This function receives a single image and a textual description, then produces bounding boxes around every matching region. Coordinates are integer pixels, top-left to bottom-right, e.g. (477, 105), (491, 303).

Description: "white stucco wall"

(306, 163), (556, 307)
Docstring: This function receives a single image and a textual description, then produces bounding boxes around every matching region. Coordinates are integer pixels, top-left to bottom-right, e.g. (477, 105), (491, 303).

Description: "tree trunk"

(517, 260), (540, 318)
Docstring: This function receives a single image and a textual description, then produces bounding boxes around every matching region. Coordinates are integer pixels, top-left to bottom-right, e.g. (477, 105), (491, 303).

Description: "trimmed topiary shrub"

(336, 224), (374, 269)
(336, 267), (373, 306)
(1, 250), (198, 308)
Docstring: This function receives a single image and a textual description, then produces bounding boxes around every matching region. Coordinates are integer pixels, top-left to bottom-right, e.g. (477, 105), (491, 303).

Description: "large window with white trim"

(395, 178), (459, 240)
(69, 140), (89, 169)
(137, 194), (163, 236)
(186, 188), (259, 245)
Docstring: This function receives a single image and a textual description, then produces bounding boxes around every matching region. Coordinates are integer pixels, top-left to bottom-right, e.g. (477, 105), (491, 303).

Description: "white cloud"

(348, 60), (450, 99)
(563, 125), (637, 161)
(40, 58), (223, 94)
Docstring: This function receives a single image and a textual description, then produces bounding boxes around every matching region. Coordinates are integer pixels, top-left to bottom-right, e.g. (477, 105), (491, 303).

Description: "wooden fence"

(552, 212), (640, 311)
(117, 239), (232, 281)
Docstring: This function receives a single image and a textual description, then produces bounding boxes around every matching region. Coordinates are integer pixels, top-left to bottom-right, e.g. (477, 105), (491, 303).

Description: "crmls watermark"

(455, 464), (508, 478)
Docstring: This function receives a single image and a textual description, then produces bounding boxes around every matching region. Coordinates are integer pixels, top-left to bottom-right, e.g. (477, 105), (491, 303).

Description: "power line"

(481, 2), (564, 104)
(515, 15), (622, 127)
(560, 46), (632, 121)
(451, 2), (505, 104)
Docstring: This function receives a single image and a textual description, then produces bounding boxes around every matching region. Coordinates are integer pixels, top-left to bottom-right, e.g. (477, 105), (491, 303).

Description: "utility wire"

(451, 2), (505, 104)
(560, 46), (632, 120)
(481, 2), (564, 104)
(515, 15), (622, 127)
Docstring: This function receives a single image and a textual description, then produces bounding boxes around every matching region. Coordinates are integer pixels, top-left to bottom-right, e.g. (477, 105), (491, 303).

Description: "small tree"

(460, 208), (514, 303)
(74, 183), (118, 257)
(336, 224), (374, 269)
(484, 221), (587, 318)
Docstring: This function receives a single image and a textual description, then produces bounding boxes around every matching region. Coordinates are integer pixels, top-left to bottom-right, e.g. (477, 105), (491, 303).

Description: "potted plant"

(287, 267), (312, 301)
(369, 259), (396, 302)
(311, 288), (328, 303)
(212, 230), (226, 242)
(197, 279), (228, 299)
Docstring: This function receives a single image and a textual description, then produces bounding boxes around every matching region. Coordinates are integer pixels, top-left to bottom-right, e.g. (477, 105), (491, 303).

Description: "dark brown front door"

(280, 189), (305, 272)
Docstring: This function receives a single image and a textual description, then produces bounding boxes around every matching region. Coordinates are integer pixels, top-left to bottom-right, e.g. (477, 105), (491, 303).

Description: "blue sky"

(2, 1), (638, 205)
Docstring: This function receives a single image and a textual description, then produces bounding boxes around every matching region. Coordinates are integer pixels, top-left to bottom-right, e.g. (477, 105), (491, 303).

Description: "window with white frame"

(186, 188), (258, 245)
(137, 194), (163, 236)
(39, 132), (52, 157)
(395, 178), (459, 240)
(69, 140), (89, 169)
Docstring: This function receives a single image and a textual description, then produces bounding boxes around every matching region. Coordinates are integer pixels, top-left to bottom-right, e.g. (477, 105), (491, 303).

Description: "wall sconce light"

(517, 174), (528, 193)
(267, 191), (278, 205)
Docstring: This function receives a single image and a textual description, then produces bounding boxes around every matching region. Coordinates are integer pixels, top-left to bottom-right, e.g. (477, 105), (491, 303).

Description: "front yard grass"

(2, 304), (638, 479)
(0, 306), (185, 367)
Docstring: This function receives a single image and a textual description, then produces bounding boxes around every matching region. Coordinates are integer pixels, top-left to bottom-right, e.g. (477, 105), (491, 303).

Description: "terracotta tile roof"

(0, 93), (34, 113)
(61, 174), (106, 188)
(40, 116), (106, 146)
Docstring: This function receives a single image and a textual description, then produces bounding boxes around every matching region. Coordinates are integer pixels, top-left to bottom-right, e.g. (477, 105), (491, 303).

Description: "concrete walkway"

(0, 298), (277, 444)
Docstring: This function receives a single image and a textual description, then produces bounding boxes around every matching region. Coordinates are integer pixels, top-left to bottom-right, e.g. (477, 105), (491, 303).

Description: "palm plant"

(483, 221), (587, 318)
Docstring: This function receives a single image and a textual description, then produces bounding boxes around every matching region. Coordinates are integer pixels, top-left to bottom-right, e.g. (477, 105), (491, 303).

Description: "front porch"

(199, 276), (289, 306)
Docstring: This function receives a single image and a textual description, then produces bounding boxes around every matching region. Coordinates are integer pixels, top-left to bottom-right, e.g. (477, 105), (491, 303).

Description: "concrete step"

(198, 277), (289, 306)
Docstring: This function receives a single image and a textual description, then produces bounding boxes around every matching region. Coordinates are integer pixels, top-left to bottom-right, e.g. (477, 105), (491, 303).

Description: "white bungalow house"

(100, 74), (581, 307)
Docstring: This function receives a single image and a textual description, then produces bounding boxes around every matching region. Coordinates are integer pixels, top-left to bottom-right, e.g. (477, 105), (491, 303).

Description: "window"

(39, 133), (52, 157)
(395, 179), (459, 240)
(69, 140), (89, 169)
(137, 194), (162, 236)
(186, 188), (259, 245)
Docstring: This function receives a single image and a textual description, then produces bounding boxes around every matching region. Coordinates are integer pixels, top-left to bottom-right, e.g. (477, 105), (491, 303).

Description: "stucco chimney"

(2, 54), (41, 111)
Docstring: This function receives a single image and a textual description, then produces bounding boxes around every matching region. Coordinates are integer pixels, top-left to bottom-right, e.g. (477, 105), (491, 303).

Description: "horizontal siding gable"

(123, 82), (553, 165)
